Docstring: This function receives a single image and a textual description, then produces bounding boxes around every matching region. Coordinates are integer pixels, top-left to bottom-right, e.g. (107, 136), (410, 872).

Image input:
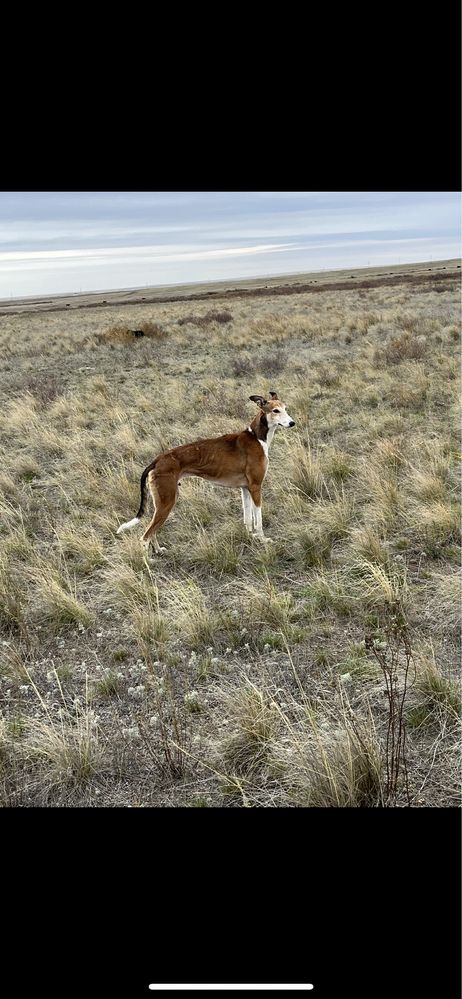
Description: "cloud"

(0, 242), (299, 265)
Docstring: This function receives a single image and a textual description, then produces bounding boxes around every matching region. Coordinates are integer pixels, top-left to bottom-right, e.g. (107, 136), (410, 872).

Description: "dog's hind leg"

(141, 469), (178, 555)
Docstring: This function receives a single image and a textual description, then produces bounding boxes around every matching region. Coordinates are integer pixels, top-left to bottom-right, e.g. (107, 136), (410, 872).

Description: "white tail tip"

(116, 517), (140, 534)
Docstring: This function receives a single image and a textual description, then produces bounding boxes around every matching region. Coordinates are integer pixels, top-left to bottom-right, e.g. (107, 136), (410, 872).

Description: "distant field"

(0, 256), (459, 314)
(0, 260), (460, 807)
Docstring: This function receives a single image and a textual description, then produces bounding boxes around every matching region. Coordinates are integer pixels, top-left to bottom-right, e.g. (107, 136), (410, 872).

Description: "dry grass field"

(0, 260), (460, 807)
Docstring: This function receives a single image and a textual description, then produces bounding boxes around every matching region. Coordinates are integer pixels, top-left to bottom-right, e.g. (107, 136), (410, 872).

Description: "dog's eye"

(273, 409), (280, 414)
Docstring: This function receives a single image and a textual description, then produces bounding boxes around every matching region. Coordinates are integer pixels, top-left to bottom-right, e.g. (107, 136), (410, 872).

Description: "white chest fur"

(248, 424), (275, 463)
(259, 425), (275, 458)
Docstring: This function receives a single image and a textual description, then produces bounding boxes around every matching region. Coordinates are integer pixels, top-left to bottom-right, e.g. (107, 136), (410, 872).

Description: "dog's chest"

(254, 439), (269, 479)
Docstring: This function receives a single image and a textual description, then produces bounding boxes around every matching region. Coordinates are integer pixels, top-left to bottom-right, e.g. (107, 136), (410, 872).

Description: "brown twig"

(366, 600), (413, 805)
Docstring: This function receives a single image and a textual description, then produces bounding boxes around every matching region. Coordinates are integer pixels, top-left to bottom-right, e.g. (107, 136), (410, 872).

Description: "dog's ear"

(269, 391), (278, 400)
(249, 395), (267, 408)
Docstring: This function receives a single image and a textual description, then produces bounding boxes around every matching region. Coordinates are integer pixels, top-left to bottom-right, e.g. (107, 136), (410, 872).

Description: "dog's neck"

(248, 412), (276, 450)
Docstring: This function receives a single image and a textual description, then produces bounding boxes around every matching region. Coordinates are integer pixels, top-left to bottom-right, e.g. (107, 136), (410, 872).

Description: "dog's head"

(249, 391), (295, 428)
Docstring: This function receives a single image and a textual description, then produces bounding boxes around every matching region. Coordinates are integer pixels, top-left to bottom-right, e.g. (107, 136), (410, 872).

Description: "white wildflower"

(128, 685), (145, 699)
(122, 726), (140, 740)
(184, 690), (201, 711)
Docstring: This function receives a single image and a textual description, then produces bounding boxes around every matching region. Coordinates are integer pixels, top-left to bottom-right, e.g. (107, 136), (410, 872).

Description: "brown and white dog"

(117, 391), (295, 553)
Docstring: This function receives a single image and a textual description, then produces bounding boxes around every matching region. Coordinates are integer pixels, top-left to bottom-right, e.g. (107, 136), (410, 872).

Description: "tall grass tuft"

(28, 559), (95, 629)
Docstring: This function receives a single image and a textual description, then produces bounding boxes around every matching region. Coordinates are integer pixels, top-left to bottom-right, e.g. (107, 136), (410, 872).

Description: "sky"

(0, 191), (460, 299)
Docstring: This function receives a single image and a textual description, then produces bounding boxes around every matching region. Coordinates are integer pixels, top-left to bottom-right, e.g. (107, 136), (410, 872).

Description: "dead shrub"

(232, 349), (287, 378)
(316, 364), (341, 387)
(139, 320), (167, 339)
(258, 349), (287, 377)
(23, 373), (64, 405)
(232, 354), (253, 377)
(374, 331), (427, 366)
(96, 320), (166, 345)
(390, 385), (427, 410)
(178, 310), (233, 327)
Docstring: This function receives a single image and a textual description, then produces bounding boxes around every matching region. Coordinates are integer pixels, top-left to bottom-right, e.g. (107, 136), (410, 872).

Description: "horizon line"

(0, 255), (459, 305)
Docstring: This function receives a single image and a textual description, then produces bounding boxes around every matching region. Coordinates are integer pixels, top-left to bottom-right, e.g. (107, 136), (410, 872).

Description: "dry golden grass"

(0, 262), (460, 807)
(414, 646), (461, 721)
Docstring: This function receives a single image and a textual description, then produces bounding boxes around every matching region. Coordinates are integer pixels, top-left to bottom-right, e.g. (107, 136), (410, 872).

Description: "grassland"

(0, 260), (460, 807)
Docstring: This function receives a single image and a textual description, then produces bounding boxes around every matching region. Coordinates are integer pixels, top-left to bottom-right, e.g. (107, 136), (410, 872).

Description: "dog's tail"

(116, 460), (157, 535)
